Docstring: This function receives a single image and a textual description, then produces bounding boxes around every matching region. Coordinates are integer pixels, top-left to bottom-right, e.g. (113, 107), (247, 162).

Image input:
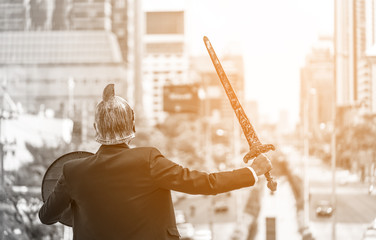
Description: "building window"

(146, 11), (184, 34)
(146, 43), (184, 54)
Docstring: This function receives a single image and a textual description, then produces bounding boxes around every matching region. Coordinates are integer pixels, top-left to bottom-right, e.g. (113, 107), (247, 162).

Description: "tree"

(1, 186), (60, 240)
(155, 114), (204, 167)
(2, 142), (70, 239)
(336, 114), (376, 177)
(12, 142), (70, 186)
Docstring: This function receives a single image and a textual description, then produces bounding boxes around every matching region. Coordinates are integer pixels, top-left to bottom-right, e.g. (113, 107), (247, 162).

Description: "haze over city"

(0, 0), (375, 240)
(184, 0), (334, 126)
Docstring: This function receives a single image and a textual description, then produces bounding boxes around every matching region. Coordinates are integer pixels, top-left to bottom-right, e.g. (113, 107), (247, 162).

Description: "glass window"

(146, 11), (184, 34)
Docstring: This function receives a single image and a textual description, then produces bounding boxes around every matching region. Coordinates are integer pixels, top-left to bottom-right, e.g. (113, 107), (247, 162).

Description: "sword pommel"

(266, 172), (277, 191)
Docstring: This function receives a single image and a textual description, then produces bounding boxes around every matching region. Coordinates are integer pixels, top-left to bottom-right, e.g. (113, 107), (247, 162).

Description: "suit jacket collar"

(97, 143), (130, 154)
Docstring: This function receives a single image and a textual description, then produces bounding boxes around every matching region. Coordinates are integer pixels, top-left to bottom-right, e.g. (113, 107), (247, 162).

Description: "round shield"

(41, 151), (94, 226)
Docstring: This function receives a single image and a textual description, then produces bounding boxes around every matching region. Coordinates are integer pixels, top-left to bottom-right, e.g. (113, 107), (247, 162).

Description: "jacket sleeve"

(149, 148), (256, 195)
(39, 173), (71, 225)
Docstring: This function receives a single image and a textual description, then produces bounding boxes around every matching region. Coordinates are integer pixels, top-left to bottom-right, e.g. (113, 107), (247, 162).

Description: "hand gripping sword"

(203, 36), (277, 191)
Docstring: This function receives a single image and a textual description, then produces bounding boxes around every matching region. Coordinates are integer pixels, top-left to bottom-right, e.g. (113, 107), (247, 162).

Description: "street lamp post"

(68, 77), (75, 119)
(303, 88), (316, 232)
(330, 116), (337, 240)
(303, 94), (309, 230)
(0, 109), (3, 187)
(332, 0), (338, 239)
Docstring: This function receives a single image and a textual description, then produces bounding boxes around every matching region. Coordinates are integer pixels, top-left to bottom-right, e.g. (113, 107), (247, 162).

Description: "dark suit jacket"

(39, 144), (256, 239)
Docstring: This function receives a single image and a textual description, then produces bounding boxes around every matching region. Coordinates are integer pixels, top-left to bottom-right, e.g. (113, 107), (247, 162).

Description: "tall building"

(111, 0), (128, 62)
(365, 0), (376, 112)
(70, 0), (111, 30)
(0, 0), (27, 31)
(0, 0), (132, 144)
(336, 0), (357, 106)
(336, 0), (372, 110)
(29, 0), (48, 30)
(277, 109), (290, 135)
(300, 36), (334, 135)
(190, 54), (245, 168)
(51, 0), (69, 30)
(0, 0), (130, 60)
(355, 0), (372, 110)
(142, 0), (188, 125)
(69, 0), (129, 61)
(190, 55), (245, 122)
(0, 31), (126, 117)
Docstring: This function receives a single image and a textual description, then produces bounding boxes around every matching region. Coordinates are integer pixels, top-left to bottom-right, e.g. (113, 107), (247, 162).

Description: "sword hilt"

(242, 143), (276, 161)
(243, 143), (277, 192)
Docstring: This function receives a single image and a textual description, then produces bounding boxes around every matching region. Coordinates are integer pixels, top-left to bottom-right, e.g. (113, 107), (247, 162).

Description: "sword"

(203, 36), (277, 191)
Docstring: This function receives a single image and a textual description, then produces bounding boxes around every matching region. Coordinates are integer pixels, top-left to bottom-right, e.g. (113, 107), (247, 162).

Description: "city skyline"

(1, 1), (375, 240)
(185, 0), (334, 126)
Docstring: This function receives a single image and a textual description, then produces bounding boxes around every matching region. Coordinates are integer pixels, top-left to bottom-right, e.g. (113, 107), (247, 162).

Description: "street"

(173, 175), (302, 240)
(309, 163), (376, 240)
(174, 188), (250, 240)
(284, 146), (376, 240)
(254, 177), (301, 240)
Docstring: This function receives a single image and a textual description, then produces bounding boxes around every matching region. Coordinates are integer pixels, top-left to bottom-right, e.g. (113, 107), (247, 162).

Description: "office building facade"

(142, 0), (189, 125)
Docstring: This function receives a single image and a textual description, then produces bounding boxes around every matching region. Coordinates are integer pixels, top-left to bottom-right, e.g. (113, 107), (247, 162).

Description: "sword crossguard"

(242, 143), (276, 163)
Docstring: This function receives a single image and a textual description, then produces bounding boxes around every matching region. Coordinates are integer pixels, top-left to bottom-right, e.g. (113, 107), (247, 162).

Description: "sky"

(186, 0), (334, 127)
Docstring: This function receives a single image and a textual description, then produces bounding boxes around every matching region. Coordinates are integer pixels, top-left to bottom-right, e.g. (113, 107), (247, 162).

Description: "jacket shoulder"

(128, 147), (166, 168)
(63, 156), (90, 168)
(130, 146), (163, 156)
(62, 156), (92, 177)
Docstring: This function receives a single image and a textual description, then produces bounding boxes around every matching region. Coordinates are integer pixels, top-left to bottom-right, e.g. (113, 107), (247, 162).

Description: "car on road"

(372, 218), (376, 229)
(301, 227), (314, 240)
(367, 218), (376, 230)
(193, 228), (212, 240)
(177, 222), (195, 240)
(175, 210), (186, 224)
(362, 228), (376, 240)
(369, 184), (375, 195)
(213, 200), (228, 213)
(315, 200), (333, 217)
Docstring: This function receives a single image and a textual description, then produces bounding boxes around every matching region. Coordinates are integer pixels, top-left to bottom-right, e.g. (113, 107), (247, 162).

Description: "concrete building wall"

(0, 0), (26, 31)
(336, 0), (356, 106)
(142, 0), (189, 125)
(355, 0), (372, 110)
(365, 0), (376, 112)
(300, 36), (334, 135)
(0, 64), (127, 116)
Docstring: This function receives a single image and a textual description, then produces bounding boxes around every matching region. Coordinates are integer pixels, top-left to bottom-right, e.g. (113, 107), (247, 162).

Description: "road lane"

(283, 146), (376, 240)
(174, 188), (253, 240)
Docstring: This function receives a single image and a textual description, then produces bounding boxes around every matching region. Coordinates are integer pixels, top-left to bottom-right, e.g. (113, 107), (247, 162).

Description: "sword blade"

(203, 36), (260, 147)
(204, 36), (277, 191)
